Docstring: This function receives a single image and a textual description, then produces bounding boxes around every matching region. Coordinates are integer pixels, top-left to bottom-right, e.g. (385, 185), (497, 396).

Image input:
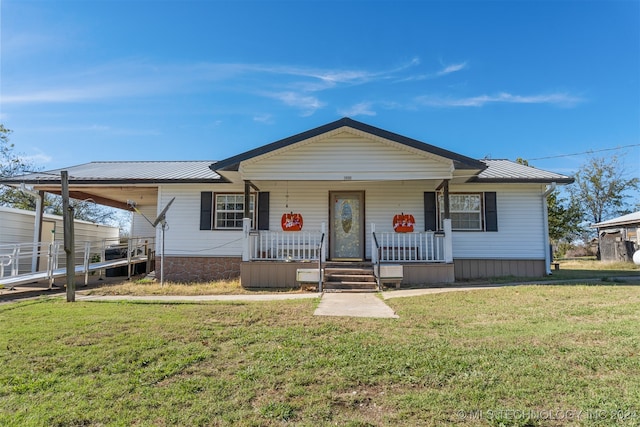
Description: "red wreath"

(393, 213), (415, 233)
(281, 212), (303, 231)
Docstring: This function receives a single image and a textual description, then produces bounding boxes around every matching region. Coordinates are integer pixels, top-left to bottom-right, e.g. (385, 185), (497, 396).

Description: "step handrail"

(317, 232), (325, 292)
(371, 231), (382, 291)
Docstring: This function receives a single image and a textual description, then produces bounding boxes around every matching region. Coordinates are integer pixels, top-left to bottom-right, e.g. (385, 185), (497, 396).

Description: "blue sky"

(1, 0), (639, 187)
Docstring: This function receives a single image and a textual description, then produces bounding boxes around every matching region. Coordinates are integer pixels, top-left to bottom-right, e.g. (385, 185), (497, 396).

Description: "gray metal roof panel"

(474, 159), (574, 183)
(0, 161), (223, 184)
(592, 211), (640, 228)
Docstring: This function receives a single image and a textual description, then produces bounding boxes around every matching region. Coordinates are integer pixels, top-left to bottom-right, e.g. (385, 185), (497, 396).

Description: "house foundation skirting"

(160, 256), (241, 282)
(401, 264), (455, 285)
(454, 258), (546, 280)
(241, 261), (313, 288)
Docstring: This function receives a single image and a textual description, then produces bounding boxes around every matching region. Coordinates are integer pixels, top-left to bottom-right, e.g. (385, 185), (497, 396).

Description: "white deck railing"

(241, 219), (452, 264)
(248, 230), (325, 261)
(372, 231), (446, 262)
(0, 237), (154, 287)
(371, 220), (452, 263)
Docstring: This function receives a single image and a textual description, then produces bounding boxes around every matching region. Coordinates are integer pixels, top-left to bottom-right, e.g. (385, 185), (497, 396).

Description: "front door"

(330, 191), (365, 260)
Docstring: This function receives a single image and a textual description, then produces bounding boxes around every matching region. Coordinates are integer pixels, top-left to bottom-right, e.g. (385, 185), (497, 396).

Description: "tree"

(569, 155), (639, 225)
(516, 157), (583, 245)
(547, 189), (583, 242)
(0, 125), (40, 209)
(1, 124), (120, 225)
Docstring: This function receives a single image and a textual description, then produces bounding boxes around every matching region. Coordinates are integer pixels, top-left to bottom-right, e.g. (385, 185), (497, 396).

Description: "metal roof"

(474, 159), (574, 184)
(0, 161), (223, 185)
(0, 153), (574, 187)
(592, 211), (640, 228)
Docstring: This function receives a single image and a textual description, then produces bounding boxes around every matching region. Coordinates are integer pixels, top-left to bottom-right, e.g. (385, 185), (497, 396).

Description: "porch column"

(442, 179), (450, 221)
(32, 190), (45, 272)
(243, 181), (251, 221)
(443, 219), (453, 263)
(242, 218), (251, 261)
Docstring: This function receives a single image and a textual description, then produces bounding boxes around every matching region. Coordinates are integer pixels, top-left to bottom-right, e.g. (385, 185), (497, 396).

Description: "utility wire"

(529, 144), (639, 161)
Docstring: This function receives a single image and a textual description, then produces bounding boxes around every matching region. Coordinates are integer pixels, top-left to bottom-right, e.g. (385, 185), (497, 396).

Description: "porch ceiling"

(24, 184), (158, 211)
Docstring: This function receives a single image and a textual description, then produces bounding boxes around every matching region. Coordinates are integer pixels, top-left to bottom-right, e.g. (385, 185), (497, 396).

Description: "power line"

(529, 144), (640, 161)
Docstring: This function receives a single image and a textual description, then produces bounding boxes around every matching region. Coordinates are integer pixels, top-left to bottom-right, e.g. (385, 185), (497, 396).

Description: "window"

(426, 191), (497, 232)
(201, 192), (269, 231)
(439, 193), (483, 231)
(215, 194), (255, 229)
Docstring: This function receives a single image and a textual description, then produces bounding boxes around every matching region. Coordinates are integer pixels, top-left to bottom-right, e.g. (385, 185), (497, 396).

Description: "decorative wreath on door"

(393, 213), (415, 233)
(281, 212), (303, 231)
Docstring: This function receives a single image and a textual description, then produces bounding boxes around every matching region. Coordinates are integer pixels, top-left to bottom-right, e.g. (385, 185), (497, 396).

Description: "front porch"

(239, 219), (455, 288)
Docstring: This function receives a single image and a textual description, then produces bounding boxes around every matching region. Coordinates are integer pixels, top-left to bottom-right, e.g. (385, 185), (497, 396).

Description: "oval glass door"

(330, 192), (364, 260)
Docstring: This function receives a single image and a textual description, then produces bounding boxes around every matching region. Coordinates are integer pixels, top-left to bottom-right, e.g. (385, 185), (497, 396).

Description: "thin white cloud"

(397, 61), (468, 82)
(436, 62), (468, 76)
(23, 148), (52, 165)
(267, 92), (326, 116)
(338, 102), (377, 117)
(2, 58), (420, 113)
(417, 92), (583, 107)
(253, 114), (274, 124)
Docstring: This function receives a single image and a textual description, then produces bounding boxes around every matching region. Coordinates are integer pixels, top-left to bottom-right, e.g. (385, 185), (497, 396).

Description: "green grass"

(2, 285), (640, 426)
(84, 259), (640, 295)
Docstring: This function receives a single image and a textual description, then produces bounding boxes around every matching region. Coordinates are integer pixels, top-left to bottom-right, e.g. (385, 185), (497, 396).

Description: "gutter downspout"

(542, 182), (556, 275)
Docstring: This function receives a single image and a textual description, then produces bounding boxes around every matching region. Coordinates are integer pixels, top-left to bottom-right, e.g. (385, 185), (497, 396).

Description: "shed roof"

(592, 211), (640, 228)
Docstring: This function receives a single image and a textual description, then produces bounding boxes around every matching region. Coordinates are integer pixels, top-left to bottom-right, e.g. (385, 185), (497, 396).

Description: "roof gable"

(211, 117), (487, 173)
(237, 127), (460, 181)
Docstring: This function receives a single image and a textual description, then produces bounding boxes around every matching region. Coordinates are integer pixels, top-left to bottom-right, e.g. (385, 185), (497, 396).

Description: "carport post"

(62, 171), (76, 302)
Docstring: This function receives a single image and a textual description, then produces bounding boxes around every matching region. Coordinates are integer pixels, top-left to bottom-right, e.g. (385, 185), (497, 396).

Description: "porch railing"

(248, 230), (325, 261)
(371, 230), (446, 263)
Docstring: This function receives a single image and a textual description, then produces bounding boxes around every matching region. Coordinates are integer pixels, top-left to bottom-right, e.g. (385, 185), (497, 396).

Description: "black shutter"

(257, 192), (270, 230)
(200, 192), (213, 230)
(484, 192), (498, 232)
(424, 192), (437, 231)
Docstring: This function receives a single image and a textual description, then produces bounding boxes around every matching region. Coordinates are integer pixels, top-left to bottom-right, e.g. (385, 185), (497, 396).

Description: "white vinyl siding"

(157, 184), (247, 257)
(157, 182), (548, 260)
(450, 184), (546, 259)
(240, 129), (454, 181)
(131, 204), (156, 238)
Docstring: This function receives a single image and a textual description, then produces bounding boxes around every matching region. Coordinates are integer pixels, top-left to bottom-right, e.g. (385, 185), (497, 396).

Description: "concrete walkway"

(314, 292), (399, 318)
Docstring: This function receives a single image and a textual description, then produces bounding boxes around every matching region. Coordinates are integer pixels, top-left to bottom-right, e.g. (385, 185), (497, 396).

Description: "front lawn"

(1, 285), (639, 426)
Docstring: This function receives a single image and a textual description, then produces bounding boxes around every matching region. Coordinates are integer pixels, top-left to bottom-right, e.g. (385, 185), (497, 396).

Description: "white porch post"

(242, 218), (251, 261)
(443, 219), (453, 263)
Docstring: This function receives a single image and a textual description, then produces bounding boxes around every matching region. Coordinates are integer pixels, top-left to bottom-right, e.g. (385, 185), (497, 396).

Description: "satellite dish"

(129, 197), (176, 286)
(152, 197), (175, 227)
(130, 197), (175, 228)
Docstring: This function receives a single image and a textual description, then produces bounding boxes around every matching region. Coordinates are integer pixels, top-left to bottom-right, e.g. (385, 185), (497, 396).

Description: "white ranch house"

(0, 118), (573, 289)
